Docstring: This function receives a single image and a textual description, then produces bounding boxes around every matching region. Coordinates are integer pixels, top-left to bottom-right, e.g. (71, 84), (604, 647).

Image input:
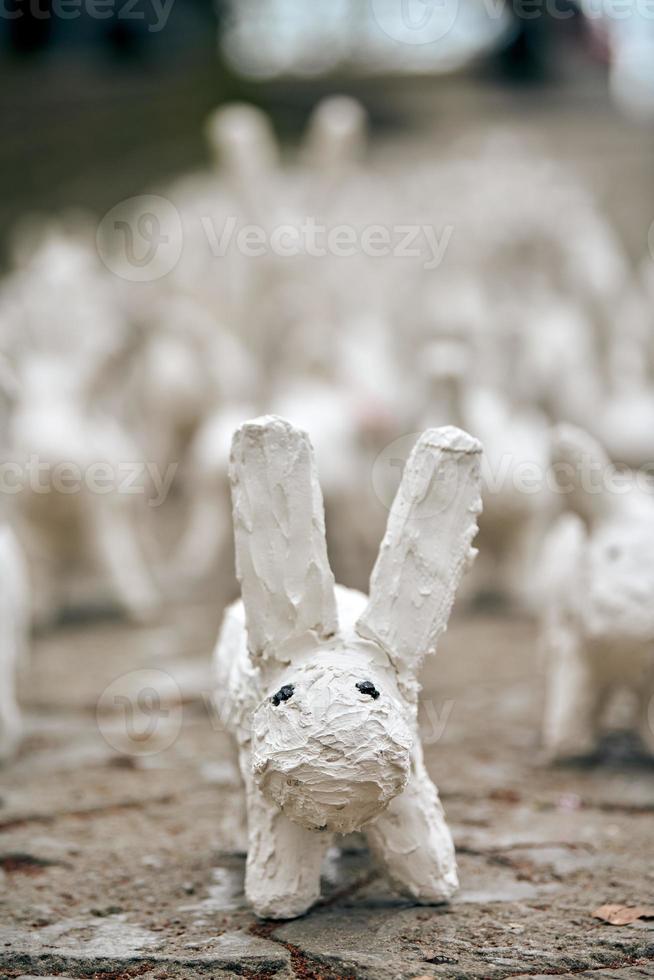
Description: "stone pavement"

(1, 603), (653, 980)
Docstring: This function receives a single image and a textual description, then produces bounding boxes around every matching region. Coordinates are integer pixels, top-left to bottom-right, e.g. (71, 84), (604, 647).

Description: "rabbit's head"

(230, 416), (482, 833)
(550, 424), (654, 642)
(250, 642), (412, 833)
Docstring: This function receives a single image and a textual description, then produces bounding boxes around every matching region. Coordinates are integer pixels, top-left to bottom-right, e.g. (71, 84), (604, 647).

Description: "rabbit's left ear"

(356, 426), (482, 691)
(230, 415), (338, 663)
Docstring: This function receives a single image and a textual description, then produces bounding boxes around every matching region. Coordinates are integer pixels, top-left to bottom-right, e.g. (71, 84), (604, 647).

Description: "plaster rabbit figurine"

(541, 424), (654, 761)
(214, 415), (482, 918)
(0, 359), (30, 762)
(0, 524), (30, 762)
(419, 336), (552, 610)
(9, 351), (159, 627)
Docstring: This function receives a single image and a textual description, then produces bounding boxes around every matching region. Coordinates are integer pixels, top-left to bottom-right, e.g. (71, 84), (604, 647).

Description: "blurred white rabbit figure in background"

(541, 425), (654, 761)
(8, 349), (160, 627)
(0, 525), (29, 761)
(0, 360), (30, 762)
(419, 336), (552, 609)
(0, 228), (160, 626)
(214, 416), (482, 918)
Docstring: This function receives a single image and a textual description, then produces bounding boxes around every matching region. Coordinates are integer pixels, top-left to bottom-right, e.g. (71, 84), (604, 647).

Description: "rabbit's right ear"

(229, 416), (338, 663)
(356, 426), (482, 692)
(302, 96), (367, 173)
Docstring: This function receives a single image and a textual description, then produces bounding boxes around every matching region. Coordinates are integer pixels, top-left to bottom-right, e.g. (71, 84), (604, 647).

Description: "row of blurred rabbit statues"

(1, 94), (653, 762)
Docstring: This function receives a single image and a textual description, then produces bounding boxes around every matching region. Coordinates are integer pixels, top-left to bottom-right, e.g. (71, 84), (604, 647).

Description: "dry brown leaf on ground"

(592, 904), (654, 925)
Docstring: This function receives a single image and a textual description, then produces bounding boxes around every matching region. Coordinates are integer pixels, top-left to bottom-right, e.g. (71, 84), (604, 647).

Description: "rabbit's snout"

(251, 666), (413, 833)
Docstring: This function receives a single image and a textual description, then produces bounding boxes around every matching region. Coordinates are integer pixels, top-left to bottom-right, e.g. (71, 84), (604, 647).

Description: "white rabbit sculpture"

(541, 424), (654, 761)
(0, 524), (30, 762)
(0, 359), (30, 762)
(214, 415), (482, 918)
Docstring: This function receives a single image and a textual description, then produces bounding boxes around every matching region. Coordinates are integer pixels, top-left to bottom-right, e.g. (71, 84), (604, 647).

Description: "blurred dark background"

(1, 0), (653, 266)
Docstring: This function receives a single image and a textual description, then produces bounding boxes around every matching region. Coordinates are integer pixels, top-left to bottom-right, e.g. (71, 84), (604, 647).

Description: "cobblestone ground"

(1, 603), (653, 980)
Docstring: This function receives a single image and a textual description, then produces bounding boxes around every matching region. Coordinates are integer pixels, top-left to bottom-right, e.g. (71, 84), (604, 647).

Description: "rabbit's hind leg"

(364, 741), (458, 905)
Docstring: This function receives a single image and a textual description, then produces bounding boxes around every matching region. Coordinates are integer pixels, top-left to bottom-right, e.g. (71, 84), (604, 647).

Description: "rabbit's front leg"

(0, 680), (21, 763)
(365, 741), (458, 904)
(240, 750), (332, 919)
(543, 625), (605, 761)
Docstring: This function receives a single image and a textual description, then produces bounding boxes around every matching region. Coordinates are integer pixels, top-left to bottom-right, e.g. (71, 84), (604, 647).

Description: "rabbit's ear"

(230, 415), (338, 662)
(205, 103), (279, 178)
(356, 427), (482, 690)
(549, 425), (613, 528)
(302, 96), (367, 173)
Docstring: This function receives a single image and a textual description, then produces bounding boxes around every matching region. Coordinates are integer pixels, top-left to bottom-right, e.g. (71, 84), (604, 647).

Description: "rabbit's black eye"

(356, 680), (380, 700)
(271, 684), (294, 706)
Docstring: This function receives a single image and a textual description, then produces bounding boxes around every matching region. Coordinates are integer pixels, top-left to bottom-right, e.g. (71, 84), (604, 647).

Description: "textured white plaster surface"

(214, 415), (482, 917)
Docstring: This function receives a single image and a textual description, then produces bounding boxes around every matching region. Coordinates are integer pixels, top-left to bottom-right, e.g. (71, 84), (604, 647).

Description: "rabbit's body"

(541, 425), (654, 760)
(214, 416), (482, 917)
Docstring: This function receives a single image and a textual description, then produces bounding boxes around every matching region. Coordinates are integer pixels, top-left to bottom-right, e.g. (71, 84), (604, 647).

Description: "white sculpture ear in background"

(301, 95), (367, 175)
(205, 102), (279, 181)
(214, 416), (482, 918)
(541, 424), (654, 761)
(417, 335), (552, 611)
